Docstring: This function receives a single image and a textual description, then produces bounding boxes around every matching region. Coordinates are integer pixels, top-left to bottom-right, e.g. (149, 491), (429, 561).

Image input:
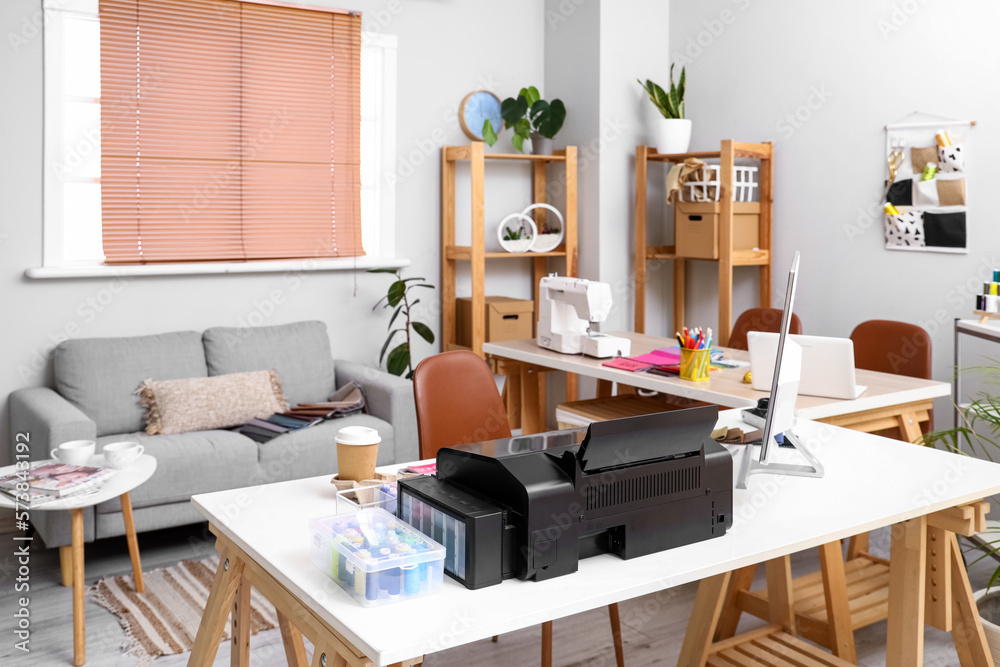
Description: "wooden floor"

(0, 515), (992, 667)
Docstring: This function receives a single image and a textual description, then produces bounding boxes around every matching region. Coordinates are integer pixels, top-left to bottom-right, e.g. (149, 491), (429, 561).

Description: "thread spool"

(355, 550), (369, 597)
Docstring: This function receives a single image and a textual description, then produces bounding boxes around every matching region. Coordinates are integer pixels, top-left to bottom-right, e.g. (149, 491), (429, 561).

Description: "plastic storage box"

(309, 507), (446, 607)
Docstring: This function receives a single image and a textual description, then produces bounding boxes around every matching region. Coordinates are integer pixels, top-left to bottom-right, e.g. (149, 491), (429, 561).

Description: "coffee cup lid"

(335, 425), (381, 446)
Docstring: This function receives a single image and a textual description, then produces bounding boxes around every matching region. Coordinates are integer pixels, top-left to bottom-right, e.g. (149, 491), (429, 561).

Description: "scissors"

(882, 149), (904, 201)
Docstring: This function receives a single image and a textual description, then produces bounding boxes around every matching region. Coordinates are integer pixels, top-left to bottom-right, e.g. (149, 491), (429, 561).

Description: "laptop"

(747, 332), (867, 400)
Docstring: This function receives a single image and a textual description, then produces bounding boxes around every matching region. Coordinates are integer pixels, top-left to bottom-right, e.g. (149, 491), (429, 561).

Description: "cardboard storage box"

(675, 201), (760, 260)
(456, 296), (534, 347)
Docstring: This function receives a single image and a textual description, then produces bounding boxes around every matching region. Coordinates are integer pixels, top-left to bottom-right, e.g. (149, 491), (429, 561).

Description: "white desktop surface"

(483, 332), (950, 420)
(191, 413), (1000, 666)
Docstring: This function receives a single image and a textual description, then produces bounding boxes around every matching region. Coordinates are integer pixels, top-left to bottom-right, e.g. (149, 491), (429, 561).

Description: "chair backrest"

(412, 350), (512, 460)
(850, 319), (932, 379)
(728, 308), (803, 351)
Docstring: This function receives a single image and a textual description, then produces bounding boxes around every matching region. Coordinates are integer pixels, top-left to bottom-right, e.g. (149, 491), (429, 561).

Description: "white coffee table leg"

(120, 492), (144, 593)
(71, 508), (85, 666)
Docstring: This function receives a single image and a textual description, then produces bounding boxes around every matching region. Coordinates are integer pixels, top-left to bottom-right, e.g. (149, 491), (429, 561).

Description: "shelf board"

(643, 247), (770, 264)
(446, 245), (568, 260)
(444, 145), (567, 163)
(645, 147), (771, 162)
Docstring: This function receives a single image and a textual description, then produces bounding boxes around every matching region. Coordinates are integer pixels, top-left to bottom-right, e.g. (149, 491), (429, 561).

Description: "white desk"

(484, 332), (950, 440)
(954, 317), (1000, 422)
(0, 455), (157, 666)
(188, 415), (1000, 666)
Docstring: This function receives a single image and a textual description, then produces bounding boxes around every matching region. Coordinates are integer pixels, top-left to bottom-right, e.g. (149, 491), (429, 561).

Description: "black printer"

(397, 405), (733, 589)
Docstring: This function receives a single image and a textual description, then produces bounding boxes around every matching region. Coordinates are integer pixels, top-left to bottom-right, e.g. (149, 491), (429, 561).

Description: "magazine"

(0, 485), (102, 507)
(0, 463), (115, 498)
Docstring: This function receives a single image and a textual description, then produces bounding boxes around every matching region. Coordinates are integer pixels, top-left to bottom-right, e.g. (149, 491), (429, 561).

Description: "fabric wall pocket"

(923, 210), (966, 249)
(886, 179), (913, 206)
(938, 143), (965, 172)
(884, 209), (925, 248)
(910, 145), (938, 175)
(913, 178), (940, 207)
(936, 177), (966, 206)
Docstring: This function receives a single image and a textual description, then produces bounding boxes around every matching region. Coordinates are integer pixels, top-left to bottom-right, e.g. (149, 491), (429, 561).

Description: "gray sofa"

(8, 320), (418, 549)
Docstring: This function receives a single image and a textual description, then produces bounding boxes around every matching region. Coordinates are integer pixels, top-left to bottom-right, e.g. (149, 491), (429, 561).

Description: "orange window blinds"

(100, 0), (362, 264)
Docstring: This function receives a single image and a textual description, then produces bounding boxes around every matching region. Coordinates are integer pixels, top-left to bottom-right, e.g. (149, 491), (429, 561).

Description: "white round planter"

(975, 588), (1000, 664)
(497, 213), (537, 253)
(521, 203), (564, 253)
(656, 118), (693, 155)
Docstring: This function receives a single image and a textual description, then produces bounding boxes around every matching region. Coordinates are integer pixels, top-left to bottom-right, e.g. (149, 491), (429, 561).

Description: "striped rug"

(88, 555), (278, 665)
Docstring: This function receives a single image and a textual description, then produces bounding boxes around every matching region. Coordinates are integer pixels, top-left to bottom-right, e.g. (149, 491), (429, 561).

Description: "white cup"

(51, 440), (96, 466)
(102, 441), (145, 470)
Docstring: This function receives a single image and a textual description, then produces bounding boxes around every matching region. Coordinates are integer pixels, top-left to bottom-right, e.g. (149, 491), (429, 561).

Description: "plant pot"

(656, 118), (693, 155)
(530, 132), (553, 156)
(497, 212), (537, 253)
(975, 588), (1000, 664)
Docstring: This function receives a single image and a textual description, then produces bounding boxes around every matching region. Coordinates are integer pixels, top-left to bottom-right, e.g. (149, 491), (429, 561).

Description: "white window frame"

(32, 0), (404, 279)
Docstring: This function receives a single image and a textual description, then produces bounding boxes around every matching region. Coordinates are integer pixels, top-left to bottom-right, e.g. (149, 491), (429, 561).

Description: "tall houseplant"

(483, 86), (566, 155)
(637, 64), (691, 154)
(921, 365), (1000, 661)
(368, 269), (435, 379)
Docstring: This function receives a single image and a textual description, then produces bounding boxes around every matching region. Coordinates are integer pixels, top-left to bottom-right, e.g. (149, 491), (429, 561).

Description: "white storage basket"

(681, 165), (759, 203)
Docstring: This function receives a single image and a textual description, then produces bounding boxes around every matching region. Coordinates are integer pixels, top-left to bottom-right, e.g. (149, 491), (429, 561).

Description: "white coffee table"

(0, 454), (157, 666)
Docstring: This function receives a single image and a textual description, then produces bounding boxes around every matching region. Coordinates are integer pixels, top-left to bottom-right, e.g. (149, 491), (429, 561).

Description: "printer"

(397, 405), (733, 589)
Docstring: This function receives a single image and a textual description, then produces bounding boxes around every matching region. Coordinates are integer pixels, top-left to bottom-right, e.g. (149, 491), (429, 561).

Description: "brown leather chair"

(411, 350), (625, 667)
(728, 307), (803, 351)
(850, 319), (933, 436)
(412, 350), (512, 460)
(850, 319), (932, 380)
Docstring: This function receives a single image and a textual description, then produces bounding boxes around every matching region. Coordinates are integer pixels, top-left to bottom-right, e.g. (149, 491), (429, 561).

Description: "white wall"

(668, 0), (1000, 422)
(0, 0), (545, 465)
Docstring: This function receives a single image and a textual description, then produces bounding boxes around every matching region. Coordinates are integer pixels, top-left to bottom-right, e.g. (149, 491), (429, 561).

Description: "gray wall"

(0, 0), (545, 465)
(668, 0), (1000, 422)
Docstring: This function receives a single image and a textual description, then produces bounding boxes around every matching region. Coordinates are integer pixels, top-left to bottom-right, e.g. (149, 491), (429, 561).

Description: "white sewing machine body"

(536, 275), (631, 358)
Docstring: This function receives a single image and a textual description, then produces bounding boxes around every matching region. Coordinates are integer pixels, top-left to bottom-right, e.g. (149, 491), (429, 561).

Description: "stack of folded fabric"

(238, 381), (366, 443)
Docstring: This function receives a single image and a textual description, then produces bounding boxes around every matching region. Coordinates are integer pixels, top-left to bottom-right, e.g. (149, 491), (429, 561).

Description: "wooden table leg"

(714, 564), (756, 641)
(896, 410), (924, 443)
(542, 620), (553, 667)
(231, 574), (251, 667)
(521, 366), (543, 435)
(277, 611), (309, 667)
(846, 533), (869, 560)
(678, 571), (731, 667)
(887, 516), (928, 667)
(948, 534), (994, 667)
(59, 545), (72, 587)
(608, 603), (625, 667)
(71, 508), (85, 666)
(120, 491), (144, 593)
(189, 550), (246, 667)
(819, 540), (857, 662)
(765, 556), (796, 634)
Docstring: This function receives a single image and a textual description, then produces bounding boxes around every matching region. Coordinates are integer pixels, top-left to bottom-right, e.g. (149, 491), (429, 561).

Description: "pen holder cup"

(679, 348), (711, 382)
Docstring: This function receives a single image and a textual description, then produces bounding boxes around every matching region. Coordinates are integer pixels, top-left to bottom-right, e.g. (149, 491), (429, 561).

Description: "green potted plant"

(921, 365), (1000, 661)
(637, 64), (691, 154)
(368, 269), (435, 379)
(483, 86), (566, 155)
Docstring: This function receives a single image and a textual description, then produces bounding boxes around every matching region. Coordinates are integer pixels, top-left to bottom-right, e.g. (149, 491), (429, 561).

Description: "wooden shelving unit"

(441, 142), (580, 424)
(634, 140), (774, 346)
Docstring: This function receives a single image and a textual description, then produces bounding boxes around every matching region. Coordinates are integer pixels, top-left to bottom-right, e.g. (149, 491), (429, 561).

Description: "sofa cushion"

(54, 331), (207, 437)
(202, 321), (336, 406)
(95, 429), (259, 513)
(138, 370), (289, 435)
(253, 415), (395, 485)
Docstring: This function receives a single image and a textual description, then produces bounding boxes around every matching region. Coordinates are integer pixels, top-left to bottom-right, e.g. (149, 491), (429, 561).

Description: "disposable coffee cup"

(336, 426), (381, 482)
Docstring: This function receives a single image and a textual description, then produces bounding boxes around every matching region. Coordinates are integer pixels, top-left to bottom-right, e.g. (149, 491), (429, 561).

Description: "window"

(38, 0), (398, 275)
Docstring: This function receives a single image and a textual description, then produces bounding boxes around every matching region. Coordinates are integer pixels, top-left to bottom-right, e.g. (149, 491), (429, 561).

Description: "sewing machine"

(536, 275), (631, 358)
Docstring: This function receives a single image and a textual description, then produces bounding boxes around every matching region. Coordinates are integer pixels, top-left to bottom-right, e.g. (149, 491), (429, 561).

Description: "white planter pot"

(656, 118), (693, 155)
(975, 588), (1000, 664)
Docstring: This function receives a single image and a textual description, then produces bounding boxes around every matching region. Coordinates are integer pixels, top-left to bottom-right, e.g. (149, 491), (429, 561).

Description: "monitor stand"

(736, 430), (825, 490)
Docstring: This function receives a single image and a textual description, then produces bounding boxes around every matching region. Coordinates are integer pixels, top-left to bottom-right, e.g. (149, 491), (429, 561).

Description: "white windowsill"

(25, 256), (411, 279)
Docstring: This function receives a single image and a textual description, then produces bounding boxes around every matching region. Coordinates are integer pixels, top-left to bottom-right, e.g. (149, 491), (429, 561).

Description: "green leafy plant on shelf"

(482, 86), (566, 152)
(368, 269), (435, 379)
(921, 363), (1000, 592)
(637, 64), (686, 119)
(503, 227), (524, 241)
